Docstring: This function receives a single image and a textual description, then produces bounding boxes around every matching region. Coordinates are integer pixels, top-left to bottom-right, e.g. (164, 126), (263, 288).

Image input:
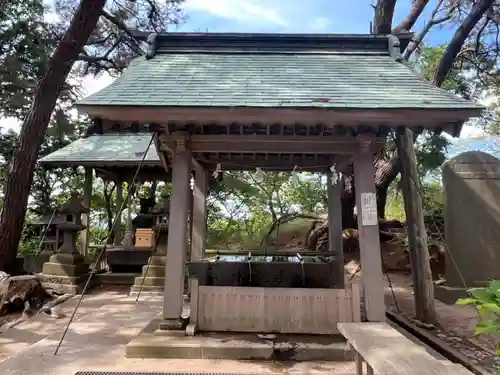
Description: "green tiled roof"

(78, 33), (482, 111)
(38, 134), (160, 167)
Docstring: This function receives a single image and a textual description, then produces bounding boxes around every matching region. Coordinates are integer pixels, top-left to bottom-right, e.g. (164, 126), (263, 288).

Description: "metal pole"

(34, 208), (57, 256)
(53, 134), (155, 355)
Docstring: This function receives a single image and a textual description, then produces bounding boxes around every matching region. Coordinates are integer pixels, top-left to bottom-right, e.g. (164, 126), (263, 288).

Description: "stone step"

(95, 272), (139, 286)
(140, 264), (165, 278)
(126, 330), (353, 361)
(133, 276), (165, 287)
(146, 256), (167, 267)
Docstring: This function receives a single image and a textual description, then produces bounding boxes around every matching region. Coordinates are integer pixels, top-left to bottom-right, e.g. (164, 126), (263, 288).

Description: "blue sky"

(179, 0), (452, 45)
(2, 0), (494, 153)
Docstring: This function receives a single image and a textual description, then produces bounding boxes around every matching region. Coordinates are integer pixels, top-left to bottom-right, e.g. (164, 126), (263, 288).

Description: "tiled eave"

(77, 105), (482, 137)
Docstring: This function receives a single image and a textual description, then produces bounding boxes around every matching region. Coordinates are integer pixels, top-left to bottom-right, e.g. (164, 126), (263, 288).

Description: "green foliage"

(55, 0), (186, 75)
(0, 0), (55, 117)
(415, 45), (482, 100)
(414, 131), (450, 179)
(457, 280), (500, 354)
(206, 171), (327, 249)
(385, 182), (406, 221)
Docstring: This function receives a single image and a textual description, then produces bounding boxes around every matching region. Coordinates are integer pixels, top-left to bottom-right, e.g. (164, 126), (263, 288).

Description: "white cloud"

(79, 73), (115, 97)
(1, 117), (20, 132)
(308, 17), (332, 32)
(185, 0), (288, 26)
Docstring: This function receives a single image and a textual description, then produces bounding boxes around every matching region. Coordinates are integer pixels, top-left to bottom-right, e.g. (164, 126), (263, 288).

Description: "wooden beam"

(78, 105), (478, 131)
(169, 135), (384, 154)
(396, 127), (436, 324)
(154, 132), (170, 172)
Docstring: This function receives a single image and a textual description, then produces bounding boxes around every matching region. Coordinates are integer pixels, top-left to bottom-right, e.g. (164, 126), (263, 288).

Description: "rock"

(0, 275), (51, 316)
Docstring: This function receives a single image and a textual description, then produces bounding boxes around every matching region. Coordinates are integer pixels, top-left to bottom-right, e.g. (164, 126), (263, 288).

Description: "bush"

(456, 280), (500, 354)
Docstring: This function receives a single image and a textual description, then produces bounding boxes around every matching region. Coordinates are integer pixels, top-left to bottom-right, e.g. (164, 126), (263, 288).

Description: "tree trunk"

(103, 181), (116, 244)
(392, 0), (430, 33)
(0, 0), (106, 272)
(432, 0), (494, 86)
(372, 0), (397, 33)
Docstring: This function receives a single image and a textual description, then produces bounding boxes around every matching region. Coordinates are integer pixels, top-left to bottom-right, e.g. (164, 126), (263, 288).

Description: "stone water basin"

(187, 255), (342, 288)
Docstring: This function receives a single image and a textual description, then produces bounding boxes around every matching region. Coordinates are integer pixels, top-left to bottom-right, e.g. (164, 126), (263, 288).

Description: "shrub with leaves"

(456, 280), (500, 354)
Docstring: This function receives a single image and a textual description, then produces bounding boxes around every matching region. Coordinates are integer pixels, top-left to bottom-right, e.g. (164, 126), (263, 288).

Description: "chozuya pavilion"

(75, 32), (482, 338)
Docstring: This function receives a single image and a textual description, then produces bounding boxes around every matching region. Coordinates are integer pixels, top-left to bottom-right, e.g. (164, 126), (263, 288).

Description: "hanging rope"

(54, 133), (155, 355)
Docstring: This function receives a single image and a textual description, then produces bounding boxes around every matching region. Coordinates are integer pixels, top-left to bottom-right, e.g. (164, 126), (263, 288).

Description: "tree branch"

(100, 9), (144, 55)
(433, 0), (495, 87)
(403, 0), (451, 61)
(393, 0), (430, 33)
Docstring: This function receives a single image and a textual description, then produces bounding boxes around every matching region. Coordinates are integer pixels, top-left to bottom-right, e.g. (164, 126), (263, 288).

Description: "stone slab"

(0, 292), (123, 362)
(133, 276), (165, 287)
(129, 288), (164, 297)
(141, 264), (165, 277)
(38, 273), (94, 295)
(126, 317), (352, 361)
(0, 293), (354, 375)
(41, 262), (88, 277)
(95, 272), (139, 286)
(434, 284), (469, 305)
(442, 151), (500, 288)
(106, 246), (153, 273)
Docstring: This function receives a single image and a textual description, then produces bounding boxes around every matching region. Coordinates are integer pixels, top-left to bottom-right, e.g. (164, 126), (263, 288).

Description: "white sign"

(360, 192), (378, 226)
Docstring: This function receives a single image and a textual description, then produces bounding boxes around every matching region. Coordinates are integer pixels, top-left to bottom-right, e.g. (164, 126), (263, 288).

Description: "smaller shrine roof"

(29, 213), (67, 226)
(38, 133), (161, 168)
(58, 193), (89, 214)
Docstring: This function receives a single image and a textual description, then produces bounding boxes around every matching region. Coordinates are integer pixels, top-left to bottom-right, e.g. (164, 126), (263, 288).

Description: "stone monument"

(132, 198), (156, 230)
(132, 198), (155, 247)
(39, 193), (90, 294)
(130, 193), (170, 295)
(435, 151), (500, 304)
(105, 196), (155, 274)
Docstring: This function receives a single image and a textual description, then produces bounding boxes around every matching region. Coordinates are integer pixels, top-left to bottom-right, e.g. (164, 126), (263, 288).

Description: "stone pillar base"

(39, 253), (91, 294)
(129, 255), (166, 296)
(157, 317), (188, 334)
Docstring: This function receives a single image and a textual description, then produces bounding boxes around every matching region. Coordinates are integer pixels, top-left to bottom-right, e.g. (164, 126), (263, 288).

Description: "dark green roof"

(38, 134), (160, 167)
(78, 33), (482, 111)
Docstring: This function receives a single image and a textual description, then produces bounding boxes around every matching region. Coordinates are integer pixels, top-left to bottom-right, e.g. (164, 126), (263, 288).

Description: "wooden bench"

(338, 322), (473, 375)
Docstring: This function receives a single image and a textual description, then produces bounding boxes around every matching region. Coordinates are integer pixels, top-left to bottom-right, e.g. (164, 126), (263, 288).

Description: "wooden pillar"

(114, 182), (123, 246)
(123, 184), (134, 247)
(396, 127), (436, 324)
(192, 164), (208, 261)
(187, 179), (194, 261)
(80, 167), (93, 256)
(161, 144), (192, 329)
(327, 173), (344, 287)
(186, 164), (207, 336)
(354, 141), (385, 321)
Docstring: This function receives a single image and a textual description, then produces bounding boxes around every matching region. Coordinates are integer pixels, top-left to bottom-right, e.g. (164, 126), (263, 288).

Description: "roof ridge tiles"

(137, 31), (413, 59)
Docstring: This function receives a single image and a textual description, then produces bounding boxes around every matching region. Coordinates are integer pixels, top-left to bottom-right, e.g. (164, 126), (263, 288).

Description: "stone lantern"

(40, 193), (90, 294)
(130, 193), (170, 295)
(150, 193), (170, 255)
(133, 197), (156, 248)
